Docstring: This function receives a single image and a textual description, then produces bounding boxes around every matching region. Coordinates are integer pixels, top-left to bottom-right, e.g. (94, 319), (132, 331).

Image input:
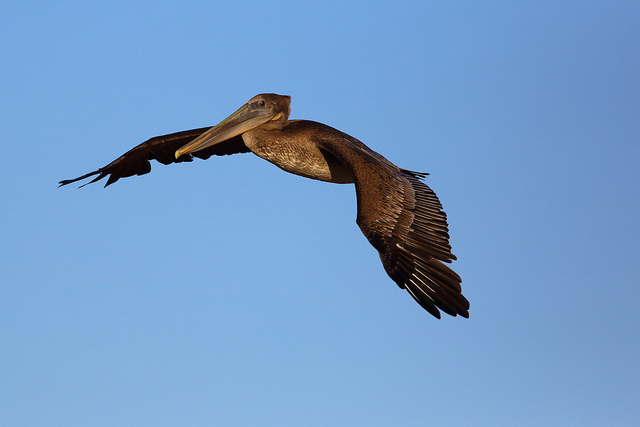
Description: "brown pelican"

(60, 93), (469, 319)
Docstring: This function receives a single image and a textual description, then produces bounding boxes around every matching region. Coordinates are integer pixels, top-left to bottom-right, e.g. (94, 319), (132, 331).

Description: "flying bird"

(60, 93), (469, 319)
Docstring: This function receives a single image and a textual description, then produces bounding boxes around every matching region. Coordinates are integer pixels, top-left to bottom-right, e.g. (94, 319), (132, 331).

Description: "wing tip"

(400, 168), (429, 179)
(58, 169), (104, 188)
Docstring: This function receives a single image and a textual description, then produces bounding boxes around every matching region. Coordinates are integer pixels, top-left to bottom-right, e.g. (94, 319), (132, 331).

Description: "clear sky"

(1, 1), (638, 425)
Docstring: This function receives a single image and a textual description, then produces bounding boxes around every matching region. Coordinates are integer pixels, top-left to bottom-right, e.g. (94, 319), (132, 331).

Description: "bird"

(60, 93), (469, 319)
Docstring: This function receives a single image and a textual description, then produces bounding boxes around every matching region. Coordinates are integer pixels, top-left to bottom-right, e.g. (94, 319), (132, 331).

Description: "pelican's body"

(61, 94), (469, 319)
(243, 121), (355, 183)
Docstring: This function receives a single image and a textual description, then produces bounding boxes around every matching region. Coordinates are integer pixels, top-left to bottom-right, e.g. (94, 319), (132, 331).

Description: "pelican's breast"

(242, 126), (354, 184)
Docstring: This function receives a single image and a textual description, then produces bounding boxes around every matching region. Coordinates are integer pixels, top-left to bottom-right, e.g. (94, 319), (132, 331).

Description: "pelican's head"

(175, 93), (291, 158)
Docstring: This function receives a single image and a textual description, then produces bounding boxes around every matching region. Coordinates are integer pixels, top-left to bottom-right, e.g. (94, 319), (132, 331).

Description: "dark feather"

(314, 131), (469, 318)
(59, 127), (250, 188)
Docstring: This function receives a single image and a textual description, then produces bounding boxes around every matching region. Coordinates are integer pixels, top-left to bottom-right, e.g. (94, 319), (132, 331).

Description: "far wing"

(59, 127), (250, 188)
(315, 132), (468, 318)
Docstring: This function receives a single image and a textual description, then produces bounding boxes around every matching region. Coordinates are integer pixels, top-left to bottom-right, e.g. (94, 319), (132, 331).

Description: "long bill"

(175, 101), (277, 158)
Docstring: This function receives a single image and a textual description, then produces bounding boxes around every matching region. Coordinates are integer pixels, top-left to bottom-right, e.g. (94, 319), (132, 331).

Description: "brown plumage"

(60, 93), (468, 318)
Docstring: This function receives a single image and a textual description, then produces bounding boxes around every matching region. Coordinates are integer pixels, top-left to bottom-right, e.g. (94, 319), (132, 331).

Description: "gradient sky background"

(2, 1), (639, 425)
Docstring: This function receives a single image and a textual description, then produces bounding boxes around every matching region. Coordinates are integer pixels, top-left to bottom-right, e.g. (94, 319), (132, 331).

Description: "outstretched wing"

(315, 130), (468, 318)
(59, 127), (250, 187)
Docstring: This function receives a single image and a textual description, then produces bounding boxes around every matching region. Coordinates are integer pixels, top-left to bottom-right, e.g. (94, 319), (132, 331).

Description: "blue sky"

(1, 1), (639, 425)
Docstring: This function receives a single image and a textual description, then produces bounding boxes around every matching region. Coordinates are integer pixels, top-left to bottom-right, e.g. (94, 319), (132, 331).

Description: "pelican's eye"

(259, 100), (266, 107)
